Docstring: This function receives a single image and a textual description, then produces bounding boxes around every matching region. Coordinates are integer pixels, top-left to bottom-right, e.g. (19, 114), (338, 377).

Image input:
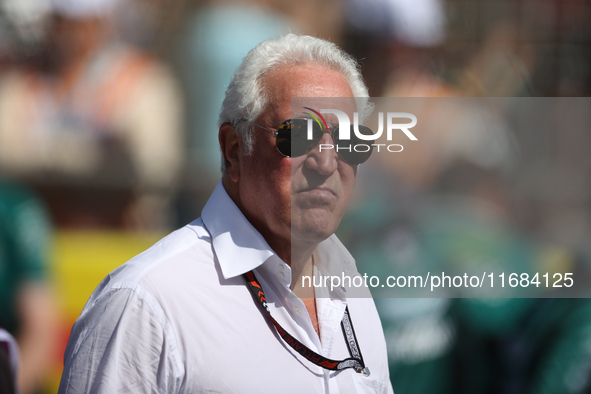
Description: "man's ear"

(219, 123), (242, 182)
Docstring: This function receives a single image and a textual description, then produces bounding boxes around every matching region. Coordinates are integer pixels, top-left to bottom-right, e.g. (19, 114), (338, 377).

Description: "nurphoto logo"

(303, 107), (418, 154)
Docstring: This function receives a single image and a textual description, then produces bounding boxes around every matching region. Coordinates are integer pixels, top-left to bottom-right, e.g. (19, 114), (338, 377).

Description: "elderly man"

(59, 34), (392, 394)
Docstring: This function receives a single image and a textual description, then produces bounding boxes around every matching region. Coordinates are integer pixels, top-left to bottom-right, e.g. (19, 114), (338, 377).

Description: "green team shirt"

(0, 179), (51, 334)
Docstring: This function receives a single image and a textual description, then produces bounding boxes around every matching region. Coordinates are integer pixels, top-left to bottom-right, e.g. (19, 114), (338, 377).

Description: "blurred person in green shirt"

(0, 178), (59, 394)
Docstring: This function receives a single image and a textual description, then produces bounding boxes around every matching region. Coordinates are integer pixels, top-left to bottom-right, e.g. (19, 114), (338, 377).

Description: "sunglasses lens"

(276, 119), (323, 157)
(335, 125), (374, 165)
(275, 120), (292, 157)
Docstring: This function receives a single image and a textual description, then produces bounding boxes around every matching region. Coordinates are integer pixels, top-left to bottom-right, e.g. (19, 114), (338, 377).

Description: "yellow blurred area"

(45, 230), (164, 393)
(51, 230), (163, 318)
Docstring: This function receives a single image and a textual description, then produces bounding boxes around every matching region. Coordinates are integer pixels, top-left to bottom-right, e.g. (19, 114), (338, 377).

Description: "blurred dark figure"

(0, 0), (50, 72)
(0, 328), (19, 394)
(342, 0), (449, 97)
(0, 178), (59, 394)
(0, 0), (183, 231)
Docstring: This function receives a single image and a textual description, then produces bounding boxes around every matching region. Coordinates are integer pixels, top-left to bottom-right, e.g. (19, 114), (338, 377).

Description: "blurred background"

(0, 0), (589, 392)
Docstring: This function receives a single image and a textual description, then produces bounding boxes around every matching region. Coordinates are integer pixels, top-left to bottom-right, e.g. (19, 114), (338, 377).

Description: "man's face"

(237, 64), (357, 255)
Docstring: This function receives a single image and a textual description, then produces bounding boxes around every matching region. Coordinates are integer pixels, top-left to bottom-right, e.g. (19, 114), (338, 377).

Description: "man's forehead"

(290, 97), (359, 120)
(261, 64), (355, 115)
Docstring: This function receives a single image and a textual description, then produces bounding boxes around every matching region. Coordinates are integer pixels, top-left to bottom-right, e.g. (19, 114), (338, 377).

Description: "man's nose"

(305, 131), (339, 175)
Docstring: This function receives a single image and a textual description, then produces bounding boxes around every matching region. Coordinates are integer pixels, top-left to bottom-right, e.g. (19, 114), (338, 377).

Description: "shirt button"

(294, 307), (303, 315)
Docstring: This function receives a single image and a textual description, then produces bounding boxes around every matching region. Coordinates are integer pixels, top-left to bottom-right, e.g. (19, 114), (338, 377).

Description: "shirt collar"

(201, 181), (276, 279)
(201, 181), (358, 288)
(314, 235), (358, 299)
(316, 235), (356, 278)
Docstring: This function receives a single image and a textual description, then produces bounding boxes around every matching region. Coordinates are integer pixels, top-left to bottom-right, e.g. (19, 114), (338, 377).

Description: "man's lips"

(295, 186), (338, 200)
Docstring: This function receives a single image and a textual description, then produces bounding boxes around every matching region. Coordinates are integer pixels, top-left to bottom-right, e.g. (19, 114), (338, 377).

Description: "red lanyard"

(243, 271), (370, 375)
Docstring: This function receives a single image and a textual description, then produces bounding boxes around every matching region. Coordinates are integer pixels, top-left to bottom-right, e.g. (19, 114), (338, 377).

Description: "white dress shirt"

(58, 181), (393, 394)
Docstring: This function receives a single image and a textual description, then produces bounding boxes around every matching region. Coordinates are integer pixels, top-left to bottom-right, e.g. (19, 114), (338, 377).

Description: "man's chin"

(291, 211), (340, 245)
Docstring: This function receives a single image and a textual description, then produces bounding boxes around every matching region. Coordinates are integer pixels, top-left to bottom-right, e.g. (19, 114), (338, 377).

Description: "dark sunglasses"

(241, 118), (374, 165)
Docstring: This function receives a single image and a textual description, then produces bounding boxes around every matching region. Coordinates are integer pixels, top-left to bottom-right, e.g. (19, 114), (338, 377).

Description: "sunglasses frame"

(238, 118), (373, 166)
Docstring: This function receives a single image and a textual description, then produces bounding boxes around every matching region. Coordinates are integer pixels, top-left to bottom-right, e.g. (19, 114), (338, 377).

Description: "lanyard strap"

(243, 271), (369, 375)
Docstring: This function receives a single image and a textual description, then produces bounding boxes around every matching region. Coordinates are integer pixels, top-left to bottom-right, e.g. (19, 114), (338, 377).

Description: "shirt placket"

(256, 260), (337, 393)
(317, 296), (347, 394)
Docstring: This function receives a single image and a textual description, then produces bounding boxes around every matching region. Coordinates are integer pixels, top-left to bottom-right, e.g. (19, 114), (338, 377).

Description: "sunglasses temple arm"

(243, 120), (278, 136)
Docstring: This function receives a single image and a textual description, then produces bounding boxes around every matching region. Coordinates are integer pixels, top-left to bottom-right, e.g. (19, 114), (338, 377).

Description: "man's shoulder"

(85, 217), (215, 307)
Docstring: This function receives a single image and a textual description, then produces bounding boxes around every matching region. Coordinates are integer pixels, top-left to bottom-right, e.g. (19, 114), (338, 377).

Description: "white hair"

(218, 34), (372, 171)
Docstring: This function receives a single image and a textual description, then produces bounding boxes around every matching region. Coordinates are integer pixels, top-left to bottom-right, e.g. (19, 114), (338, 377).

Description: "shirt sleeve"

(58, 287), (182, 394)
